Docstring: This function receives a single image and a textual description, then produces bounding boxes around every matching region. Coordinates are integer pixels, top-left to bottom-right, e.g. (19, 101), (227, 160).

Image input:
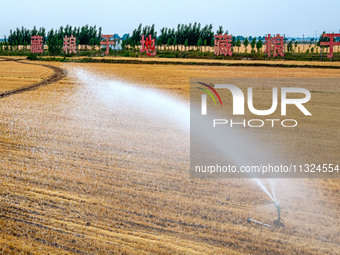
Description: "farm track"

(0, 57), (67, 98)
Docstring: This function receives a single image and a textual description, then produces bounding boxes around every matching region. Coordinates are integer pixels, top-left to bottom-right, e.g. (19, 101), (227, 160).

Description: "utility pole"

(283, 34), (285, 61)
(303, 34), (304, 52)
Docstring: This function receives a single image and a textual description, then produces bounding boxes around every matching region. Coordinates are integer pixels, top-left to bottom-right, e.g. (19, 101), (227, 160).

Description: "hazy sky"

(1, 0), (339, 37)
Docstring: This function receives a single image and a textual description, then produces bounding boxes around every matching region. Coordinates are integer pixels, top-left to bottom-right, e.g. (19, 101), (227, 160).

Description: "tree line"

(123, 23), (224, 49)
(2, 24), (334, 56)
(6, 25), (102, 46)
(122, 23), (268, 53)
(5, 25), (103, 55)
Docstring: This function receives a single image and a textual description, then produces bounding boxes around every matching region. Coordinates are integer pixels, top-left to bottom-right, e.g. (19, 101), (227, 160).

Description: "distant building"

(100, 36), (122, 51)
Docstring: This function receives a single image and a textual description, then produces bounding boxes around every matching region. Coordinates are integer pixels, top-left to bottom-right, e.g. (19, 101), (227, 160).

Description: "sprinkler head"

(273, 201), (284, 227)
(275, 202), (280, 211)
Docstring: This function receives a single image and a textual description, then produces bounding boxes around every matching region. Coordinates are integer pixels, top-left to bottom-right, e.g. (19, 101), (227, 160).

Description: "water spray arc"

(72, 69), (286, 228)
(248, 179), (285, 228)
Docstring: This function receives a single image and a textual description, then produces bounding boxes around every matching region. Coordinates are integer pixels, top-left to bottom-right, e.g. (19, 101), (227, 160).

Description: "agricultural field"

(0, 57), (53, 93)
(0, 57), (339, 254)
(65, 56), (340, 68)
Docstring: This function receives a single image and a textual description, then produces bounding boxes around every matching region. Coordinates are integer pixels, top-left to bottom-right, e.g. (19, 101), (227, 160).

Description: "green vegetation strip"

(34, 57), (340, 69)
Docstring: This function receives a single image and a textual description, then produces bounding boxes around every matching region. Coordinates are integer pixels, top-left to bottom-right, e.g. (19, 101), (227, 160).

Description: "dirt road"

(0, 57), (67, 98)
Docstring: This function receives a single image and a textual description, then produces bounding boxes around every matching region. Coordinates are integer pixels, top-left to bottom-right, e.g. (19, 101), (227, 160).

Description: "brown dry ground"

(77, 61), (340, 94)
(0, 58), (53, 93)
(47, 56), (340, 67)
(0, 57), (339, 254)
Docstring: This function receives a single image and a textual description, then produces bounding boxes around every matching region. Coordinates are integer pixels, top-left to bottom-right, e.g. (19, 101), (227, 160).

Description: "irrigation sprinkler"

(247, 202), (285, 228)
(273, 202), (285, 227)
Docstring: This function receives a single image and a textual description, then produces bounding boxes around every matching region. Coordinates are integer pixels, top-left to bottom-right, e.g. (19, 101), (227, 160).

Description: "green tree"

(184, 38), (189, 51)
(89, 38), (95, 50)
(232, 36), (235, 47)
(173, 38), (177, 50)
(235, 38), (241, 52)
(287, 40), (293, 52)
(130, 41), (135, 51)
(256, 39), (263, 53)
(243, 37), (249, 53)
(197, 38), (203, 51)
(250, 37), (256, 53)
(97, 27), (102, 45)
(216, 26), (224, 35)
(317, 31), (328, 48)
(210, 38), (214, 47)
(156, 38), (161, 49)
(47, 36), (62, 55)
(167, 38), (172, 50)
